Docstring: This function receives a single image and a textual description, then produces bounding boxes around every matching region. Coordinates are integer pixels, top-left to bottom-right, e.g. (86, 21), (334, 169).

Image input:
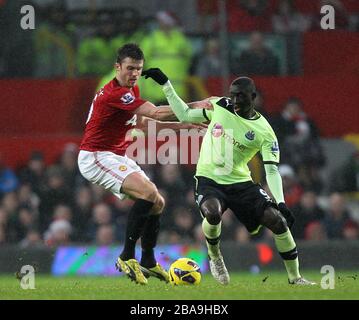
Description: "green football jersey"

(196, 97), (280, 184)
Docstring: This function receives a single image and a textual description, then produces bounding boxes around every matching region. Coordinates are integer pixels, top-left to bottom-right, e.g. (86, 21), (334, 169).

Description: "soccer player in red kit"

(78, 43), (208, 285)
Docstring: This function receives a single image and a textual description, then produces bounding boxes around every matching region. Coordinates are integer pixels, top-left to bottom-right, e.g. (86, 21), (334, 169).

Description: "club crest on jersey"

(211, 123), (224, 137)
(119, 165), (127, 171)
(245, 131), (255, 140)
(120, 93), (135, 105)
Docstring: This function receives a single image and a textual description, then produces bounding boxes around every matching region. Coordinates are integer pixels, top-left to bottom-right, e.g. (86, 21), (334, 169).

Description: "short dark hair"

(231, 76), (256, 93)
(116, 43), (144, 63)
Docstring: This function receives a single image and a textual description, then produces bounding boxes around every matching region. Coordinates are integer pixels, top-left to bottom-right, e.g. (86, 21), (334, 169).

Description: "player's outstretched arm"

(264, 164), (295, 229)
(142, 68), (212, 123)
(135, 116), (206, 135)
(135, 101), (178, 121)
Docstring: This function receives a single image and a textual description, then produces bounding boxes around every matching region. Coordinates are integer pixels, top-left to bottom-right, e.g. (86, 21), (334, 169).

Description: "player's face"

(229, 84), (253, 113)
(115, 58), (144, 88)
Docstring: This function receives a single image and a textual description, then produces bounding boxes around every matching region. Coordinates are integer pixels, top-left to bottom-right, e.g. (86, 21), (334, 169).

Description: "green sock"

(273, 229), (301, 281)
(202, 218), (222, 259)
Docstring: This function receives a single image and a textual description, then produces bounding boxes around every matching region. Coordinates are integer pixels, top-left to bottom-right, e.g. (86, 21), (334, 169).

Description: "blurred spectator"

(156, 164), (187, 200)
(196, 0), (218, 33)
(0, 153), (18, 196)
(234, 224), (251, 243)
(271, 97), (325, 193)
(33, 2), (75, 77)
(227, 0), (272, 33)
(0, 207), (8, 243)
(272, 0), (311, 34)
(221, 209), (238, 241)
(7, 205), (38, 242)
(86, 203), (122, 242)
(0, 226), (6, 245)
(19, 229), (43, 248)
(304, 221), (328, 241)
(17, 183), (40, 212)
(140, 10), (192, 104)
(278, 164), (303, 208)
(0, 0), (35, 77)
(193, 38), (222, 79)
(1, 191), (19, 217)
(76, 18), (116, 76)
(96, 224), (115, 245)
(38, 165), (72, 232)
(342, 220), (359, 240)
(90, 184), (108, 203)
(329, 150), (359, 195)
(18, 151), (46, 196)
(97, 8), (145, 90)
(44, 219), (72, 246)
(171, 206), (196, 243)
(72, 185), (94, 240)
(254, 89), (270, 119)
(232, 31), (280, 76)
(291, 191), (326, 239)
(193, 223), (206, 244)
(322, 193), (355, 239)
(57, 143), (84, 192)
(53, 204), (72, 222)
(109, 8), (144, 56)
(159, 229), (181, 245)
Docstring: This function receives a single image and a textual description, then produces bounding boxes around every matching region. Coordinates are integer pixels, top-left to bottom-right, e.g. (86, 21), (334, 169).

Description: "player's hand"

(278, 203), (295, 229)
(142, 68), (169, 85)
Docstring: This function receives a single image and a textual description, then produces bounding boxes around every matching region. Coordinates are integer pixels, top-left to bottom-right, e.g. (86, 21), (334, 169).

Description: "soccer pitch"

(0, 271), (358, 300)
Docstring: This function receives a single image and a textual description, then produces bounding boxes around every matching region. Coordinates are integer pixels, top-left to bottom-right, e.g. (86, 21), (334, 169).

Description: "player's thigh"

(194, 176), (227, 219)
(229, 183), (277, 234)
(121, 171), (158, 202)
(78, 150), (149, 199)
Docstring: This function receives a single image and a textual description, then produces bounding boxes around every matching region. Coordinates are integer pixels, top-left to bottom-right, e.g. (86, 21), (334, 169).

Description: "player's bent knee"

(201, 198), (222, 225)
(203, 210), (222, 225)
(142, 185), (158, 203)
(153, 194), (165, 214)
(270, 210), (288, 234)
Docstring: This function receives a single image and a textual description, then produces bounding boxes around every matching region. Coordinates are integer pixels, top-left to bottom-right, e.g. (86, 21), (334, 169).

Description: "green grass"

(0, 271), (358, 300)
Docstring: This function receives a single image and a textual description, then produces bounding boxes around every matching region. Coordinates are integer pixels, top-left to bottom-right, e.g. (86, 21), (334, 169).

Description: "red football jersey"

(80, 78), (146, 155)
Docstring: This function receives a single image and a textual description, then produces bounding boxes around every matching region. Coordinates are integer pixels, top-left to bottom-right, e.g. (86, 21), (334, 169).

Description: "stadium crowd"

(1, 0), (359, 79)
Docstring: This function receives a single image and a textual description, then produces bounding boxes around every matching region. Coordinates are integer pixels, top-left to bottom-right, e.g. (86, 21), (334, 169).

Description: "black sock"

(140, 214), (160, 268)
(120, 199), (154, 261)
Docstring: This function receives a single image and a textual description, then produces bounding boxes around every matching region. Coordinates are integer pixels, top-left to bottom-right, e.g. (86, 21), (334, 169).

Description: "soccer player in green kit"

(142, 68), (316, 286)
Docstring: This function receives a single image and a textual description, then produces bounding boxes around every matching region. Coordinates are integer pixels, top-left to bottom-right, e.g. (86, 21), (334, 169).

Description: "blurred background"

(0, 0), (359, 275)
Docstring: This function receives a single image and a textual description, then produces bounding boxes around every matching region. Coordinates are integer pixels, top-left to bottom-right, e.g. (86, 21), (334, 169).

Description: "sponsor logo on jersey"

(211, 123), (224, 137)
(119, 165), (127, 171)
(271, 141), (279, 152)
(120, 93), (135, 105)
(245, 130), (255, 140)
